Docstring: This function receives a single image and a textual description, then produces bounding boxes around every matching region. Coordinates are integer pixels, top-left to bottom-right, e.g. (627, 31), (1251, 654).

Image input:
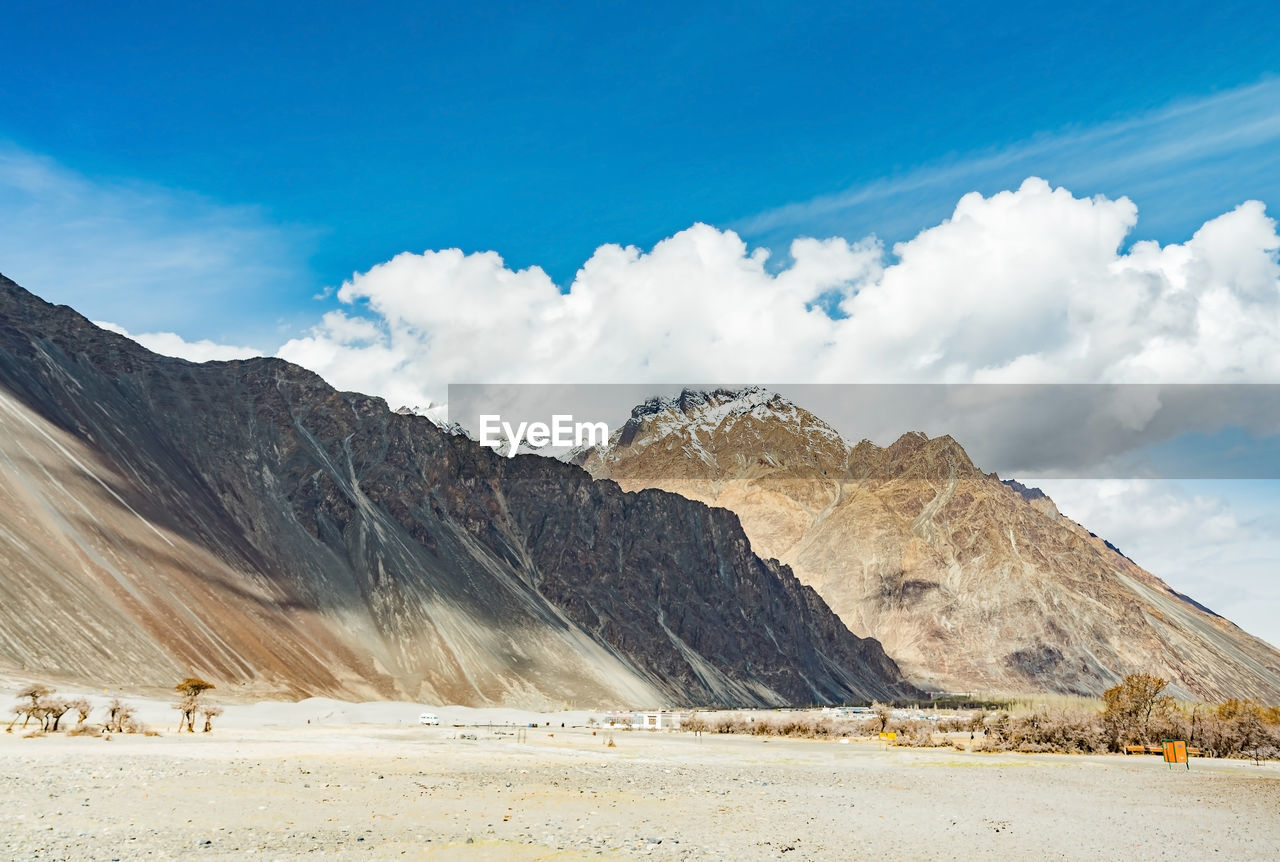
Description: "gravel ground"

(3, 723), (1278, 860)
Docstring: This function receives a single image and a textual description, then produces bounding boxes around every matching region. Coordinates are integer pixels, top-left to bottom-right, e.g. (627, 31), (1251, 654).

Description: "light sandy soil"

(3, 699), (1279, 860)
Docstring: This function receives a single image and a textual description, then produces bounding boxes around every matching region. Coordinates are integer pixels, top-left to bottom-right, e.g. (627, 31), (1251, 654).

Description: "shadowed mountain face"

(578, 388), (1280, 701)
(0, 277), (915, 708)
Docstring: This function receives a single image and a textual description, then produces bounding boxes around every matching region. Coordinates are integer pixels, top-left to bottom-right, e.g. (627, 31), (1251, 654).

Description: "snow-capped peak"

(394, 403), (474, 440)
(620, 387), (840, 444)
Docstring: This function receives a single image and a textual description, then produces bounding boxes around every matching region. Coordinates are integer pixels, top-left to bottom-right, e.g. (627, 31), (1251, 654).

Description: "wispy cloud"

(736, 78), (1280, 249)
(0, 144), (314, 345)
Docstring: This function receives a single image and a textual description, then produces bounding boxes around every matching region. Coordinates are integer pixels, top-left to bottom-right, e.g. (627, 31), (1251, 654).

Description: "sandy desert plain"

(3, 693), (1279, 861)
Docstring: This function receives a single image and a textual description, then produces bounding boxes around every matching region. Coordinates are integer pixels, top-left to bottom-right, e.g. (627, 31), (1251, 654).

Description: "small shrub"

(683, 712), (710, 734)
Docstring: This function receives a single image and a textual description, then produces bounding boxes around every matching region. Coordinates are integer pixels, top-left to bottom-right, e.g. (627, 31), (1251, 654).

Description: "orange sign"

(1162, 739), (1189, 768)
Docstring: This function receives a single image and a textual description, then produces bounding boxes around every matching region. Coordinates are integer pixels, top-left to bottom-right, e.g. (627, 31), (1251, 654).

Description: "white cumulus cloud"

(278, 178), (1280, 410)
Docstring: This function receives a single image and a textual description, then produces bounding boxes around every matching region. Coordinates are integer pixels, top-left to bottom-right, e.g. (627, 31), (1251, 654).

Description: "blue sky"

(3, 1), (1279, 343)
(3, 2), (1280, 644)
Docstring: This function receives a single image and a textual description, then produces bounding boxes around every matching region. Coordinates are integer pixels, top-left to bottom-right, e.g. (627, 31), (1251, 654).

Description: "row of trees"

(1101, 673), (1279, 758)
(7, 685), (95, 733)
(682, 675), (1280, 760)
(7, 678), (222, 736)
(961, 674), (1280, 759)
(8, 684), (142, 735)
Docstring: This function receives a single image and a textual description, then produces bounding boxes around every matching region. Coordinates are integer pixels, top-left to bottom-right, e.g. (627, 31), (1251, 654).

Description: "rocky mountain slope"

(577, 388), (1280, 701)
(0, 278), (916, 707)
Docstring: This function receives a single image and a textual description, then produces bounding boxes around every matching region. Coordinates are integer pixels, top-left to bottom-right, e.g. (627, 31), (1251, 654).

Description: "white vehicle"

(419, 712), (440, 726)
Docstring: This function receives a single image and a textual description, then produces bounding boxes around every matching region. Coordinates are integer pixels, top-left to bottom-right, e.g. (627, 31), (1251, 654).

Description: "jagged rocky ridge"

(0, 276), (915, 707)
(578, 388), (1280, 701)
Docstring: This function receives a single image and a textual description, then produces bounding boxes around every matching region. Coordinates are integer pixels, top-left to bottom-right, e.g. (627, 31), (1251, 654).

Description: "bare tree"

(966, 709), (988, 737)
(200, 704), (223, 733)
(173, 678), (215, 733)
(871, 701), (893, 733)
(1217, 699), (1271, 763)
(11, 686), (73, 732)
(987, 711), (1011, 743)
(175, 678), (216, 699)
(104, 699), (137, 734)
(12, 685), (52, 729)
(67, 698), (93, 727)
(44, 698), (72, 732)
(1103, 673), (1172, 749)
(173, 696), (197, 733)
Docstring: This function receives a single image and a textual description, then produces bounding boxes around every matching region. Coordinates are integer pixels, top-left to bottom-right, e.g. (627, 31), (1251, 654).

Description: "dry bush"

(762, 714), (827, 737)
(683, 712), (710, 733)
(995, 709), (1107, 753)
(690, 676), (1280, 760)
(1193, 699), (1280, 760)
(888, 719), (950, 747)
(691, 712), (862, 740)
(712, 713), (749, 734)
(973, 703), (1108, 754)
(970, 676), (1279, 759)
(754, 715), (830, 738)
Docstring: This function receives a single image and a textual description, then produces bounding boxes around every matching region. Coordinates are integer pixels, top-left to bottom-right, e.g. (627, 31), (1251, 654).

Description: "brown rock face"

(0, 277), (915, 707)
(579, 388), (1280, 701)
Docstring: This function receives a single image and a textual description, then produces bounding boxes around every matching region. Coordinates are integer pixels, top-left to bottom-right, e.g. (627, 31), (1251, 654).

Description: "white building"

(606, 709), (686, 730)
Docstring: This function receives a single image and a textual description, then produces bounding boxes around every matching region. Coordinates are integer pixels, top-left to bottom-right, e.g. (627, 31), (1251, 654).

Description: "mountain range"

(6, 272), (1278, 708)
(0, 276), (915, 708)
(576, 387), (1280, 702)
